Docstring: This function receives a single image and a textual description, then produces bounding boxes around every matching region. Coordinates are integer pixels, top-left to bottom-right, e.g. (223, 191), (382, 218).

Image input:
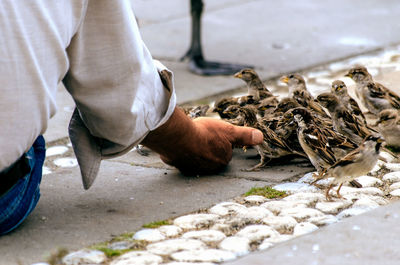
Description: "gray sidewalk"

(2, 0), (400, 264)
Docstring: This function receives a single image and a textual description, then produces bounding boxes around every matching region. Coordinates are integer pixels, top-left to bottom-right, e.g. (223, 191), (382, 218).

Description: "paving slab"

(226, 200), (400, 265)
(0, 160), (274, 265)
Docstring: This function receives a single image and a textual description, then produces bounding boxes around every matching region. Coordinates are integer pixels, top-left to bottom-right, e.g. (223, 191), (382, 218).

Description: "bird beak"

(280, 76), (289, 83)
(234, 72), (242, 78)
(344, 73), (352, 78)
(377, 138), (384, 144)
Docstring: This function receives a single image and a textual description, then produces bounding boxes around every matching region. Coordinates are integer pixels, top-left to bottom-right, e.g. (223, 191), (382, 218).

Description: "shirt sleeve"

(63, 0), (176, 189)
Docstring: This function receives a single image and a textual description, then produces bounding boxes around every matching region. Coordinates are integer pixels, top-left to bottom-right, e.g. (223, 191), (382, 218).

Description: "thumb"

(228, 125), (263, 146)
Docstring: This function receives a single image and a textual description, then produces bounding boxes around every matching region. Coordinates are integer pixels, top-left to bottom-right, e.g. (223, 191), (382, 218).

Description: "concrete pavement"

(2, 0), (400, 264)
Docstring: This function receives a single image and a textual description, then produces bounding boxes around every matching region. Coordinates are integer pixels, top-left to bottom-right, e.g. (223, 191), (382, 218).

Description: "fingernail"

(252, 130), (263, 144)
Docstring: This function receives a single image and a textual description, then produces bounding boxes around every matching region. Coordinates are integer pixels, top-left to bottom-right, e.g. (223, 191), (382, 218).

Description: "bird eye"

(289, 74), (294, 78)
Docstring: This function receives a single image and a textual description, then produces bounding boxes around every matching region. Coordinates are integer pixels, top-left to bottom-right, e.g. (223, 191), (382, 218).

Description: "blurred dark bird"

(212, 97), (239, 119)
(181, 0), (252, 75)
(345, 66), (400, 114)
(182, 105), (210, 119)
(375, 109), (400, 148)
(320, 135), (384, 201)
(331, 80), (367, 124)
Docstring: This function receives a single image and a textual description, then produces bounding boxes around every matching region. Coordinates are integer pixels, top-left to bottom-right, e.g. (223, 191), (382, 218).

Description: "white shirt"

(0, 0), (176, 188)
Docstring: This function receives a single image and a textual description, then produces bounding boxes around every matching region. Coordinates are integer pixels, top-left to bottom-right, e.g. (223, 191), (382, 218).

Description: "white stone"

(390, 189), (400, 197)
(262, 234), (295, 244)
(258, 241), (274, 251)
(314, 178), (334, 187)
(158, 225), (182, 237)
(147, 239), (206, 256)
(237, 206), (273, 222)
(279, 207), (325, 222)
(273, 183), (319, 194)
(293, 222), (319, 237)
(370, 161), (384, 175)
(46, 146), (69, 157)
(385, 163), (400, 172)
(260, 201), (307, 215)
(379, 151), (396, 163)
(182, 230), (226, 243)
(382, 172), (400, 183)
(389, 182), (400, 191)
(355, 176), (383, 187)
(53, 158), (78, 168)
(243, 195), (267, 203)
(62, 250), (107, 265)
(283, 192), (326, 204)
(31, 263), (50, 265)
(352, 197), (380, 209)
(308, 215), (338, 226)
(133, 229), (165, 242)
(164, 263), (216, 265)
(315, 200), (352, 215)
(337, 207), (372, 219)
(171, 249), (236, 263)
(110, 251), (162, 265)
(209, 202), (246, 216)
(262, 216), (298, 233)
(297, 172), (317, 184)
(236, 225), (279, 242)
(335, 186), (384, 197)
(218, 236), (251, 256)
(174, 214), (219, 229)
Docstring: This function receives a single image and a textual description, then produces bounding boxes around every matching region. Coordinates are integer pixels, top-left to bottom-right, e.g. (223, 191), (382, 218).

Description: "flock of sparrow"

(187, 66), (400, 201)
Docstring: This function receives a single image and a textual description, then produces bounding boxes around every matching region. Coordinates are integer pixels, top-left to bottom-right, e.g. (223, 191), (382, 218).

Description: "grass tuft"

(142, 219), (172, 228)
(244, 186), (287, 199)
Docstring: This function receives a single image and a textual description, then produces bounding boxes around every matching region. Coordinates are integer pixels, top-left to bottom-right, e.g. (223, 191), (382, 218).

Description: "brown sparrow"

(345, 66), (400, 115)
(237, 105), (293, 171)
(317, 92), (373, 144)
(375, 109), (400, 148)
(331, 80), (367, 124)
(321, 135), (384, 201)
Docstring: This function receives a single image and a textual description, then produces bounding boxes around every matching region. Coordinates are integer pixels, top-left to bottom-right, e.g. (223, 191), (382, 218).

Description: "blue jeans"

(0, 136), (45, 235)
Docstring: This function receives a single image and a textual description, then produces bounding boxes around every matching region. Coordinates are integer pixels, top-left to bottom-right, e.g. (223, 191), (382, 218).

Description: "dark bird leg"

(181, 0), (253, 76)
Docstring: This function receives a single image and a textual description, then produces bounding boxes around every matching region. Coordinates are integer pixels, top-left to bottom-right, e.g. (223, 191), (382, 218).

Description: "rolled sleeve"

(63, 0), (176, 189)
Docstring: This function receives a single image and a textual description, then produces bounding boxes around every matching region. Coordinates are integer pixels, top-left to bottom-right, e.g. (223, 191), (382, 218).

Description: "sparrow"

(280, 74), (328, 118)
(317, 92), (373, 144)
(222, 104), (244, 126)
(345, 66), (400, 115)
(234, 68), (277, 102)
(321, 135), (384, 201)
(290, 107), (358, 178)
(331, 80), (367, 124)
(291, 107), (337, 175)
(182, 105), (210, 119)
(375, 109), (400, 148)
(237, 105), (293, 171)
(212, 97), (239, 119)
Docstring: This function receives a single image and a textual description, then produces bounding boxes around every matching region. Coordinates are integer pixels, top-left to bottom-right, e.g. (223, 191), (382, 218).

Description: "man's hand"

(141, 107), (263, 175)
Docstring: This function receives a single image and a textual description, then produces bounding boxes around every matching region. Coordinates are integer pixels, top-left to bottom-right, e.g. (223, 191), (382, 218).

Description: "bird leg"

(243, 156), (270, 172)
(336, 183), (344, 199)
(310, 168), (327, 185)
(325, 183), (334, 201)
(181, 0), (253, 76)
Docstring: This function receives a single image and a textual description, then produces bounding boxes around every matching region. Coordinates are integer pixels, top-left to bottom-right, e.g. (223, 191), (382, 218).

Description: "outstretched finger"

(227, 125), (263, 147)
